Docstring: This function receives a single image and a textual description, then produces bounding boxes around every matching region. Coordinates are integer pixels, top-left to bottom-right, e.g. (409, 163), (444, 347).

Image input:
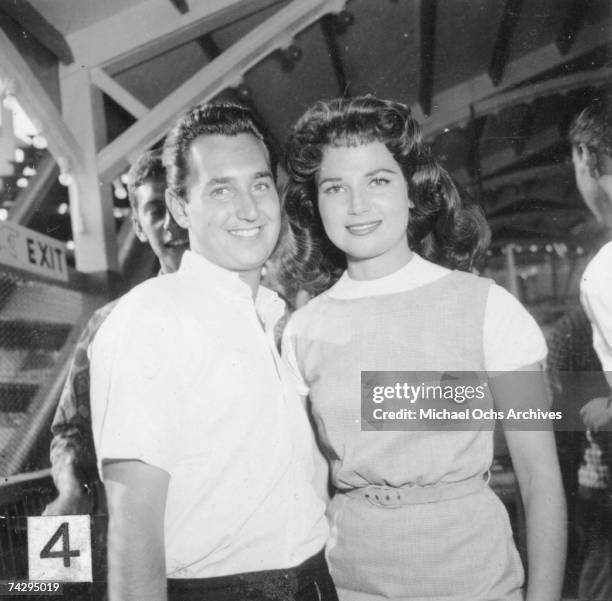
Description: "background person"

(281, 96), (566, 601)
(569, 93), (612, 601)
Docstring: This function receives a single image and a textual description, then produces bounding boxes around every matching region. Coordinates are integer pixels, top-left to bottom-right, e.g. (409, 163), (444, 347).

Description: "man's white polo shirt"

(90, 250), (328, 578)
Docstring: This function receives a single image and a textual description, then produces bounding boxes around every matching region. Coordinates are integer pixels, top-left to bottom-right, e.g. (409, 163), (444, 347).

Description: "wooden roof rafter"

(96, 0), (347, 182)
(418, 16), (609, 138)
(64, 0), (287, 75)
(488, 0), (524, 86)
(320, 14), (351, 97)
(196, 33), (284, 163)
(0, 27), (83, 173)
(556, 0), (588, 55)
(418, 0), (436, 117)
(0, 0), (74, 64)
(168, 0), (189, 15)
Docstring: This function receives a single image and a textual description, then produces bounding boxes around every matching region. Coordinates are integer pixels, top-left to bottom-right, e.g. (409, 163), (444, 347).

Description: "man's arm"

(103, 460), (169, 601)
(44, 304), (116, 516)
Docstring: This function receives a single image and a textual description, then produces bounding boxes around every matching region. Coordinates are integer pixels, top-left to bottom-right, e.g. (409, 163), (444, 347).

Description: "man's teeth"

(229, 227), (260, 238)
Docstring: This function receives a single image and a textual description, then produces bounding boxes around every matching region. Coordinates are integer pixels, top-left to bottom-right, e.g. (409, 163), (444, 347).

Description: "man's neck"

(238, 270), (261, 299)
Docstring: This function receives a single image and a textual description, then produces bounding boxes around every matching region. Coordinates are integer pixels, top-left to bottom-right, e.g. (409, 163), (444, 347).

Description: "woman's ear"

(166, 190), (189, 229)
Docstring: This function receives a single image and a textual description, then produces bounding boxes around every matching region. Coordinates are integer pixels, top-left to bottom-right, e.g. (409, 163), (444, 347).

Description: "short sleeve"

(281, 316), (310, 397)
(483, 284), (548, 372)
(581, 242), (612, 372)
(90, 292), (185, 475)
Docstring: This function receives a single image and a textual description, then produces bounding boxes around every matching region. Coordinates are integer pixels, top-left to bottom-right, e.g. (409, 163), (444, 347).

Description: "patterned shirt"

(49, 300), (118, 488)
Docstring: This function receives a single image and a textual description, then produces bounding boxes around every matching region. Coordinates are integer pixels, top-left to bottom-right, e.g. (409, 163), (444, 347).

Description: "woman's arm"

(490, 366), (567, 601)
(103, 460), (169, 601)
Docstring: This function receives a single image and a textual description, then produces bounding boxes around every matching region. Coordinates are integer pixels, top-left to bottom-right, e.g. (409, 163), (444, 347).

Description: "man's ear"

(166, 190), (189, 229)
(580, 143), (601, 179)
(131, 214), (148, 242)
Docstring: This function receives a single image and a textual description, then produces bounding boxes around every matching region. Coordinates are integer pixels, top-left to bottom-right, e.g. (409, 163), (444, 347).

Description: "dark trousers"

(576, 486), (612, 601)
(167, 550), (338, 601)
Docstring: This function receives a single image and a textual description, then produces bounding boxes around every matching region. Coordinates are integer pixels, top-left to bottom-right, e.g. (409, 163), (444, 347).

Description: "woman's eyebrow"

(364, 168), (398, 177)
(318, 176), (343, 186)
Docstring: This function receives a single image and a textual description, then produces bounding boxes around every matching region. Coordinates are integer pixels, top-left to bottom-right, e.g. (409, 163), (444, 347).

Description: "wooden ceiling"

(2, 0), (611, 255)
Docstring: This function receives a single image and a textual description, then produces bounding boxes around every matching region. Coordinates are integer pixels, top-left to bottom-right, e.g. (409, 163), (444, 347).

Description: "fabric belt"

(167, 549), (337, 601)
(342, 471), (490, 507)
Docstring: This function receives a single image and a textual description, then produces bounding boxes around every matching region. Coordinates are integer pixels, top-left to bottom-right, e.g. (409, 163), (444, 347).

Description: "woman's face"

(316, 141), (413, 280)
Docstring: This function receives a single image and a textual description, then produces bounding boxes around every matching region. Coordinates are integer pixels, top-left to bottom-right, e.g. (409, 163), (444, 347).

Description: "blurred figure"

(569, 92), (612, 601)
(44, 149), (188, 516)
(546, 305), (608, 594)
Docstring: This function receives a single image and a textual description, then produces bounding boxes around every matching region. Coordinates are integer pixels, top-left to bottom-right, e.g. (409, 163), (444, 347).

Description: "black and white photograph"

(0, 1), (610, 599)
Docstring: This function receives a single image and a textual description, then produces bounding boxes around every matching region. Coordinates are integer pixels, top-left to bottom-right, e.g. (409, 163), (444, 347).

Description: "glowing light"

(16, 177), (28, 188)
(32, 134), (47, 149)
(66, 240), (75, 251)
(2, 94), (18, 111)
(529, 244), (538, 253)
(58, 172), (72, 186)
(14, 148), (25, 163)
(113, 185), (128, 200)
(57, 202), (69, 215)
(22, 166), (36, 177)
(120, 172), (130, 185)
(0, 208), (8, 221)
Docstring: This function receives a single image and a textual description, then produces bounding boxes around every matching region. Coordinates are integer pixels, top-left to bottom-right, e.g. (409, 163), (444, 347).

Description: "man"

(89, 103), (333, 601)
(43, 149), (188, 516)
(569, 92), (612, 601)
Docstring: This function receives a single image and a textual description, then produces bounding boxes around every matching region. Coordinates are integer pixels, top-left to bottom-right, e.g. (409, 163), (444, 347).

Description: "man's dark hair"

(569, 92), (612, 158)
(162, 102), (277, 201)
(126, 149), (165, 211)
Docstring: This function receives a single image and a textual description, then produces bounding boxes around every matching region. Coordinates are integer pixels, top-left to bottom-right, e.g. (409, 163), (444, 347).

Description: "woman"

(280, 96), (566, 601)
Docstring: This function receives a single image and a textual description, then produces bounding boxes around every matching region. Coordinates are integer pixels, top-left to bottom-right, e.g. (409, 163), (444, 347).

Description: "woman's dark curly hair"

(280, 96), (490, 301)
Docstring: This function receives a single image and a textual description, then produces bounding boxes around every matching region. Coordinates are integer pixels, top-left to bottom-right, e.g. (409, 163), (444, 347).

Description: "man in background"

(569, 92), (612, 601)
(43, 149), (188, 516)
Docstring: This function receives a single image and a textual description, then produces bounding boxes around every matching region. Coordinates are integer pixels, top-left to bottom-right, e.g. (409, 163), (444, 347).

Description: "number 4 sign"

(27, 515), (93, 582)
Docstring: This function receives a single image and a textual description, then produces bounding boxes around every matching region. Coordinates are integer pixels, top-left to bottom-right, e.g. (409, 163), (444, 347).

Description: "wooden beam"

(321, 14), (350, 97)
(91, 68), (149, 119)
(197, 32), (222, 59)
(481, 163), (568, 192)
(8, 156), (58, 224)
(0, 0), (74, 64)
(60, 67), (119, 273)
(475, 67), (612, 121)
(418, 0), (436, 116)
(488, 0), (523, 86)
(197, 33), (285, 163)
(419, 16), (609, 138)
(556, 0), (588, 55)
(0, 27), (84, 172)
(97, 0), (346, 181)
(168, 0), (189, 15)
(65, 0), (286, 73)
(480, 126), (559, 177)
